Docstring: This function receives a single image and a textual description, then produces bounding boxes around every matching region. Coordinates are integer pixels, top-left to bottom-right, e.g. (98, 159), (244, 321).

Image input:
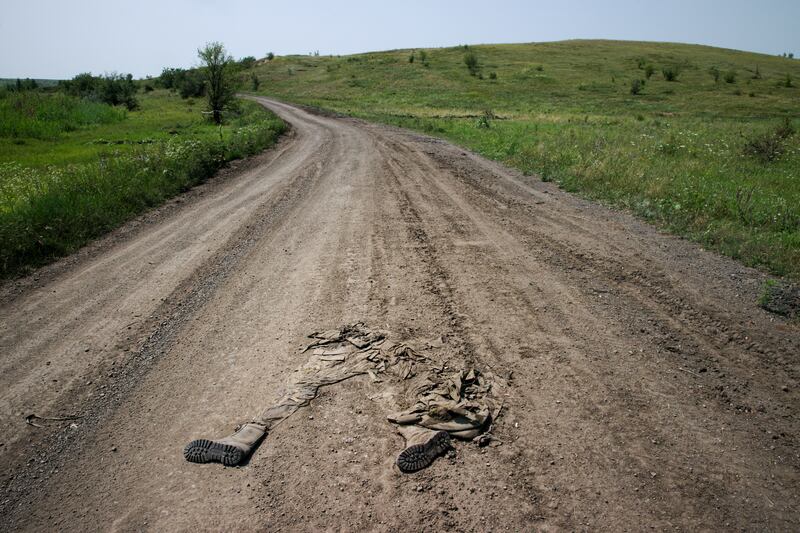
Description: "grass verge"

(0, 94), (285, 277)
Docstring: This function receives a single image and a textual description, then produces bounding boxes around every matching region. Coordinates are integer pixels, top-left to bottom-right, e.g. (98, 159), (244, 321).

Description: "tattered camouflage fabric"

(185, 323), (504, 470)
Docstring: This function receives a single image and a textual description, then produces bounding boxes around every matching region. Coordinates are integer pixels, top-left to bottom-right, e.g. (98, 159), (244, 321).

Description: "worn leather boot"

(395, 426), (451, 473)
(184, 422), (267, 466)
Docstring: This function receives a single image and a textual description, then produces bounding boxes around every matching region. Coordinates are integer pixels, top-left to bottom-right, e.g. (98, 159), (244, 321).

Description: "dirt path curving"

(1, 97), (798, 531)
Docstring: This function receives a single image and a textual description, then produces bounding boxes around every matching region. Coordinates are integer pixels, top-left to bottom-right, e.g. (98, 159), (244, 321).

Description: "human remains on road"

(184, 324), (503, 472)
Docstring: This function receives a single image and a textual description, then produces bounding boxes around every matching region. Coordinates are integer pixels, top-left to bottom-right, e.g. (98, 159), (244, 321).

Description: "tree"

(198, 42), (234, 124)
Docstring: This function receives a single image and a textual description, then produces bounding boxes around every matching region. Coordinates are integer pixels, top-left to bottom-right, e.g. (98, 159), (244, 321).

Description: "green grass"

(0, 90), (286, 277)
(0, 92), (126, 140)
(249, 40), (800, 279)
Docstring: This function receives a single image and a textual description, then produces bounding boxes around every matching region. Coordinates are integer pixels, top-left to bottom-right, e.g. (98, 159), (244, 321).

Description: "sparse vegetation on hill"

(245, 40), (800, 278)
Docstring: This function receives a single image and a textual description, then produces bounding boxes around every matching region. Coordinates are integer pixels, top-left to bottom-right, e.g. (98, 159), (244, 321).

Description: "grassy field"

(0, 90), (285, 277)
(248, 40), (800, 280)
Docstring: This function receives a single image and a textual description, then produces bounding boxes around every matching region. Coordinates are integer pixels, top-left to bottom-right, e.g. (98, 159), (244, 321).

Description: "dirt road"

(1, 98), (798, 531)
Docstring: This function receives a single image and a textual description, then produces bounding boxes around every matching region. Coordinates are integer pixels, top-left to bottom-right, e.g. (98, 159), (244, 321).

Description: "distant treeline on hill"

(1, 54), (264, 109)
(0, 78), (61, 90)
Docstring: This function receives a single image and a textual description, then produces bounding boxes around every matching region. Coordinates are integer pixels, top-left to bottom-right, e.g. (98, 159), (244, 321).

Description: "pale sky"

(1, 0), (798, 79)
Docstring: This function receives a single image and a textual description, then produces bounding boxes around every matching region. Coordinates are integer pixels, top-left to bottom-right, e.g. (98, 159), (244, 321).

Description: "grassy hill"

(247, 40), (800, 280)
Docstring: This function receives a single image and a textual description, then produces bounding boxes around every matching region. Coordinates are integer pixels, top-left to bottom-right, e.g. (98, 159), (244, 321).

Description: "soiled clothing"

(252, 324), (503, 442)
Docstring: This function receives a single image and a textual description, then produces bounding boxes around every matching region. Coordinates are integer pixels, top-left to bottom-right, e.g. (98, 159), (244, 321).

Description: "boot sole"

(396, 431), (451, 473)
(183, 439), (245, 466)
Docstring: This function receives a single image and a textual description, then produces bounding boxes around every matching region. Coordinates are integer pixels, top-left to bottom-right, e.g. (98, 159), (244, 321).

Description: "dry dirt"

(1, 97), (798, 532)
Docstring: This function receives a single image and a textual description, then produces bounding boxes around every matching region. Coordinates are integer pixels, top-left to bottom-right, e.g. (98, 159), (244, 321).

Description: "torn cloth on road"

(254, 323), (502, 441)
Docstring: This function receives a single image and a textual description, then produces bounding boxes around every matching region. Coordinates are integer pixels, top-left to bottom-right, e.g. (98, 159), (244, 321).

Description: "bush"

(709, 66), (720, 82)
(724, 71), (737, 84)
(464, 52), (479, 76)
(266, 52), (275, 61)
(100, 73), (139, 110)
(408, 53), (415, 63)
(178, 71), (205, 98)
(662, 67), (679, 81)
(742, 118), (795, 163)
(238, 56), (257, 69)
(782, 74), (793, 88)
(644, 64), (655, 79)
(752, 65), (762, 79)
(630, 79), (643, 95)
(144, 84), (154, 92)
(535, 65), (544, 72)
(489, 71), (497, 80)
(419, 50), (427, 64)
(251, 72), (261, 91)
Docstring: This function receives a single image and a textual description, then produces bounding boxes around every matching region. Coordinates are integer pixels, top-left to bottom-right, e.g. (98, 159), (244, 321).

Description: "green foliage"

(644, 64), (655, 79)
(630, 79), (643, 95)
(419, 50), (428, 64)
(489, 71), (497, 80)
(0, 97), (285, 276)
(742, 118), (795, 163)
(238, 56), (257, 69)
(662, 67), (679, 81)
(409, 53), (415, 64)
(198, 41), (234, 124)
(267, 52), (275, 61)
(724, 70), (737, 84)
(251, 72), (261, 91)
(709, 66), (721, 82)
(464, 52), (479, 76)
(783, 73), (793, 87)
(60, 72), (138, 110)
(0, 92), (125, 139)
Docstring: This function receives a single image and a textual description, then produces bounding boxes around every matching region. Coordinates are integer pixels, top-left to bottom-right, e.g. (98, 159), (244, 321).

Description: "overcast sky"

(1, 0), (798, 79)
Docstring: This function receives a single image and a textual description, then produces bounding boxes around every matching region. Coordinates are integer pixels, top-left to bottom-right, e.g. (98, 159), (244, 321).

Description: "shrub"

(178, 71), (205, 98)
(644, 64), (655, 79)
(742, 118), (795, 163)
(267, 52), (275, 61)
(251, 72), (261, 91)
(535, 65), (544, 72)
(419, 50), (427, 63)
(464, 52), (479, 76)
(489, 71), (497, 80)
(630, 79), (643, 95)
(709, 66), (720, 82)
(144, 84), (154, 92)
(662, 67), (679, 81)
(100, 73), (139, 110)
(238, 56), (257, 69)
(752, 65), (762, 79)
(408, 53), (414, 63)
(782, 74), (793, 87)
(724, 71), (737, 84)
(476, 109), (494, 129)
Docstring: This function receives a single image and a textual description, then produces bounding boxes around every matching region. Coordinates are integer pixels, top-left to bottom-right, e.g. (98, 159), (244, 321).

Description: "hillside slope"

(248, 40), (800, 279)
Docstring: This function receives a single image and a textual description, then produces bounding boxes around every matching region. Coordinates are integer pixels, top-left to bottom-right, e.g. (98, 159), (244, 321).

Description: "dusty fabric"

(252, 323), (503, 444)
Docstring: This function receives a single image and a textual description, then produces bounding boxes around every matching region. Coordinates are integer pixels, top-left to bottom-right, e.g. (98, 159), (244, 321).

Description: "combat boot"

(184, 422), (267, 466)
